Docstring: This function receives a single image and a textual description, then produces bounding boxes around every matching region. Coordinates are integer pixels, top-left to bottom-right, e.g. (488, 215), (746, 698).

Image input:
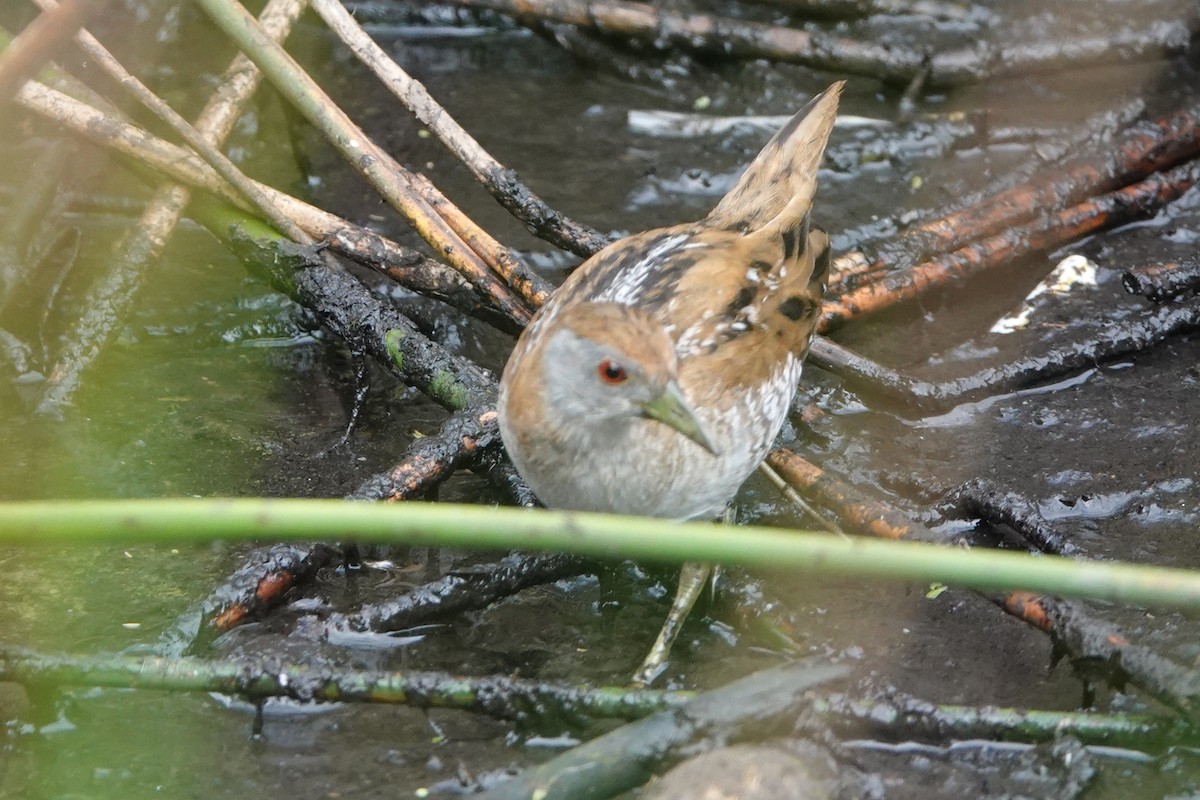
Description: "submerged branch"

(817, 691), (1200, 749)
(477, 661), (847, 800)
(6, 644), (1192, 752)
(767, 448), (917, 540)
(0, 647), (686, 723)
(324, 551), (587, 635)
(191, 199), (497, 408)
(809, 297), (1200, 414)
(0, 0), (97, 103)
(32, 0), (309, 415)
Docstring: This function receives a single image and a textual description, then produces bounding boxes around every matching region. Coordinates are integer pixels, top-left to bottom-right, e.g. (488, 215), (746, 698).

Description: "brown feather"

(706, 81), (843, 234)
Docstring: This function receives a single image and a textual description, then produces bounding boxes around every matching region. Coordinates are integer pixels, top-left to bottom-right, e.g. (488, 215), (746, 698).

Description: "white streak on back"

(597, 233), (690, 306)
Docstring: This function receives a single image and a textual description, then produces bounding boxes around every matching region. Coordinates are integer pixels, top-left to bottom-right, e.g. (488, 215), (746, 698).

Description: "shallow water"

(3, 1), (1200, 797)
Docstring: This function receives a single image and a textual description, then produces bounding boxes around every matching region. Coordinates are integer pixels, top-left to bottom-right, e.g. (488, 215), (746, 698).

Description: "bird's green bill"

(640, 381), (721, 456)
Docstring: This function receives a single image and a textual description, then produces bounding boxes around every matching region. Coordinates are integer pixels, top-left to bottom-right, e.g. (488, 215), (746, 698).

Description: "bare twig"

(311, 0), (609, 258)
(14, 78), (507, 324)
(35, 0), (312, 244)
(192, 0), (542, 320)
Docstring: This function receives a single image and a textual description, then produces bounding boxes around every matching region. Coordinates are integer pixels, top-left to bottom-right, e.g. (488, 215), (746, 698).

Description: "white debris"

(990, 255), (1098, 334)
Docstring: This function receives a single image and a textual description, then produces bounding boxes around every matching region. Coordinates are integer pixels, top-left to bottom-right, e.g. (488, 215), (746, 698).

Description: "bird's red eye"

(598, 359), (628, 385)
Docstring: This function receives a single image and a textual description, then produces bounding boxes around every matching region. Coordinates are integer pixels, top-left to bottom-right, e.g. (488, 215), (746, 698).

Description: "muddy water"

(3, 1), (1200, 797)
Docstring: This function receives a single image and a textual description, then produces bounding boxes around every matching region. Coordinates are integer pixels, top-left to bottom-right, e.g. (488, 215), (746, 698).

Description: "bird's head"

(535, 302), (719, 455)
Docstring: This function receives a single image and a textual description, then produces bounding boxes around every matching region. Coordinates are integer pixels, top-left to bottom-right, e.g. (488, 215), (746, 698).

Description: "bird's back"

(552, 82), (842, 399)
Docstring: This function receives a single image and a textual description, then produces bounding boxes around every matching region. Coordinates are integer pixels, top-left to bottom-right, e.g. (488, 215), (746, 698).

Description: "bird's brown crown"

(555, 302), (676, 376)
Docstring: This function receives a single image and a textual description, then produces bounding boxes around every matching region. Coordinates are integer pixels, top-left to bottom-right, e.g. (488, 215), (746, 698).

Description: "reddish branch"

(0, 0), (99, 104)
(206, 402), (546, 635)
(852, 101), (1200, 277)
(766, 448), (913, 540)
(963, 488), (1200, 715)
(769, 447), (1200, 713)
(200, 408), (505, 636)
(202, 543), (340, 636)
(819, 160), (1200, 331)
(1000, 593), (1200, 716)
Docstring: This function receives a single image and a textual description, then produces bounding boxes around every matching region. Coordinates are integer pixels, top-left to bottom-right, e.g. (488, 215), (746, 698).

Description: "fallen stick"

(819, 159), (1200, 331)
(323, 550), (586, 635)
(0, 646), (685, 722)
(14, 78), (517, 327)
(444, 0), (1191, 88)
(312, 0), (609, 259)
(351, 404), (502, 501)
(193, 0), (549, 316)
(858, 100), (1200, 276)
(1123, 258), (1200, 303)
(808, 297), (1200, 415)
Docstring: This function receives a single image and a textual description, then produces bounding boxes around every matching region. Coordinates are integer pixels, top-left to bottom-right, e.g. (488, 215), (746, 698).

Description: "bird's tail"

(705, 81), (843, 236)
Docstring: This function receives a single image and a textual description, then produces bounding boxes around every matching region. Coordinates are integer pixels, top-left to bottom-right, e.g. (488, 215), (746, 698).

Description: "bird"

(498, 81), (843, 682)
